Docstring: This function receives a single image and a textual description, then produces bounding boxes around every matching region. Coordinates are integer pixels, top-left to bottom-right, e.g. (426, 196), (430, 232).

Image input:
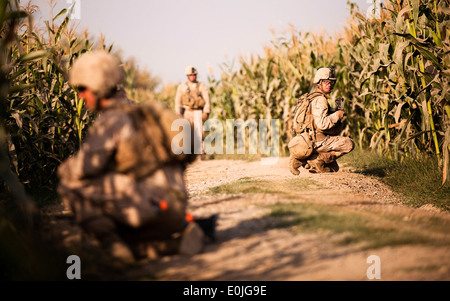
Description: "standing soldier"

(289, 66), (354, 174)
(174, 66), (210, 155)
(57, 51), (206, 263)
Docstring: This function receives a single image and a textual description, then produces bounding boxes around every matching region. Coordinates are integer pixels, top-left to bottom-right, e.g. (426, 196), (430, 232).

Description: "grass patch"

(339, 149), (450, 211)
(209, 177), (322, 196)
(267, 203), (450, 249)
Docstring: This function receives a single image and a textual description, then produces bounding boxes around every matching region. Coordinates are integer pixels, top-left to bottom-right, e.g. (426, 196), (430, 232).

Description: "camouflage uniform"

(310, 93), (354, 159)
(175, 81), (210, 119)
(289, 67), (354, 174)
(57, 93), (194, 258)
(58, 52), (204, 262)
(175, 67), (210, 154)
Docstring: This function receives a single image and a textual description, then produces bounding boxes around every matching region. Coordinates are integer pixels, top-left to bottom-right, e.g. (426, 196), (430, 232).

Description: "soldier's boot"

(289, 155), (302, 175)
(179, 222), (205, 256)
(307, 153), (331, 173)
(300, 159), (311, 170)
(326, 160), (339, 172)
(83, 217), (135, 263)
(320, 152), (338, 164)
(194, 214), (218, 242)
(309, 152), (338, 173)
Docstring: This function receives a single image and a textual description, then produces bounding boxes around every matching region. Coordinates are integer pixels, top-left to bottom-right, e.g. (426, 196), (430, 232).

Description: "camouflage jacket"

(57, 94), (187, 228)
(310, 94), (343, 138)
(175, 81), (210, 115)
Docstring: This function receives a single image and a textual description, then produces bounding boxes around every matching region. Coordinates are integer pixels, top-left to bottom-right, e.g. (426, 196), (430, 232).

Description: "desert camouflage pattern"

(175, 81), (210, 155)
(175, 81), (210, 114)
(313, 67), (337, 84)
(57, 93), (188, 241)
(310, 94), (354, 157)
(69, 50), (124, 100)
(185, 65), (198, 75)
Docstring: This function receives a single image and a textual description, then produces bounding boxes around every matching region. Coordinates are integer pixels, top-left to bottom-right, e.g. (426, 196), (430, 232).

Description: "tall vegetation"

(0, 0), (70, 280)
(1, 0), (99, 205)
(210, 0), (449, 185)
(122, 55), (162, 103)
(0, 1), (161, 206)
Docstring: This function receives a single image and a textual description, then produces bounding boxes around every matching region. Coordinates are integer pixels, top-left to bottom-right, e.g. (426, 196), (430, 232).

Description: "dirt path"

(121, 157), (450, 281)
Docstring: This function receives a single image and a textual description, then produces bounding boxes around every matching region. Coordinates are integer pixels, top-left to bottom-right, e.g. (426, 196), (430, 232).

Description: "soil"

(41, 157), (450, 281)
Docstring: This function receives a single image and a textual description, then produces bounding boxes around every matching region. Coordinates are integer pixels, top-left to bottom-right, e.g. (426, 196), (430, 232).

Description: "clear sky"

(32, 0), (373, 86)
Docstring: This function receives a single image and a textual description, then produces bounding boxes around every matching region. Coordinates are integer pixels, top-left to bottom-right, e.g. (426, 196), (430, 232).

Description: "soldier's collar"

(100, 94), (133, 111)
(309, 91), (329, 99)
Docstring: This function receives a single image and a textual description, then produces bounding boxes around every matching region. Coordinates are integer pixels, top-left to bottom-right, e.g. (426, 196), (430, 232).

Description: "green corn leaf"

(69, 37), (77, 48)
(9, 66), (28, 81)
(44, 20), (54, 35)
(430, 30), (443, 47)
(411, 0), (419, 29)
(52, 8), (67, 21)
(394, 33), (430, 48)
(394, 33), (441, 68)
(18, 50), (48, 62)
(9, 83), (36, 94)
(55, 16), (69, 43)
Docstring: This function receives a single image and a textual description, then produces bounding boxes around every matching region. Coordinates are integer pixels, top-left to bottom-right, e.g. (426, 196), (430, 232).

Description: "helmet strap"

(92, 90), (103, 111)
(95, 96), (102, 111)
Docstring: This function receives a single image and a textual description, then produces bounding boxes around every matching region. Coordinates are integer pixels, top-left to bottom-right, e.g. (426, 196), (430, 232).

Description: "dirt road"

(119, 157), (450, 281)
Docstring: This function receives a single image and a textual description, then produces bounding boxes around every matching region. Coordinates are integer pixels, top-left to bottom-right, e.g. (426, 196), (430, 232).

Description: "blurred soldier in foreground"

(57, 51), (215, 263)
(289, 66), (354, 174)
(174, 66), (210, 156)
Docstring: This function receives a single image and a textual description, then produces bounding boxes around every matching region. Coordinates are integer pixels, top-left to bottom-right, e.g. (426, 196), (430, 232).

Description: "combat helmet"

(69, 50), (124, 99)
(313, 66), (336, 84)
(185, 65), (198, 76)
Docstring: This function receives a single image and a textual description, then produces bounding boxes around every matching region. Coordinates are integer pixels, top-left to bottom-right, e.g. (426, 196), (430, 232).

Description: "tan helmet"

(313, 66), (336, 84)
(185, 65), (198, 76)
(288, 133), (313, 160)
(69, 50), (124, 99)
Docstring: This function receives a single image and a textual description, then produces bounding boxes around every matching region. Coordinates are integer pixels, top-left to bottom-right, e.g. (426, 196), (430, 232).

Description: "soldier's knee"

(343, 137), (355, 154)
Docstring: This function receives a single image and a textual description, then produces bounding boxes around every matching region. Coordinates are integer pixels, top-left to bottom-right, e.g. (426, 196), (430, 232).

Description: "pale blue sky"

(33, 0), (373, 86)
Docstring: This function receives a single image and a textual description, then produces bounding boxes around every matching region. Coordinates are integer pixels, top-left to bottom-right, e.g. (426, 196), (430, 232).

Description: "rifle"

(335, 97), (345, 111)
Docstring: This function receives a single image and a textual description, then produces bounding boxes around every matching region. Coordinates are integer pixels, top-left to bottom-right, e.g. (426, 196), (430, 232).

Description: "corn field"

(0, 0), (100, 205)
(0, 0), (449, 207)
(0, 0), (448, 280)
(210, 0), (449, 186)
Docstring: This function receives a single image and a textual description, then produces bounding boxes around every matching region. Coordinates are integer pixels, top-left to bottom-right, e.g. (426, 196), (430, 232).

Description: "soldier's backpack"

(288, 92), (323, 160)
(115, 102), (197, 179)
(291, 91), (323, 136)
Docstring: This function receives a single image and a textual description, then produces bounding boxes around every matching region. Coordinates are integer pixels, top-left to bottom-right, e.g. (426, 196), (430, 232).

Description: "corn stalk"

(1, 1), (107, 205)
